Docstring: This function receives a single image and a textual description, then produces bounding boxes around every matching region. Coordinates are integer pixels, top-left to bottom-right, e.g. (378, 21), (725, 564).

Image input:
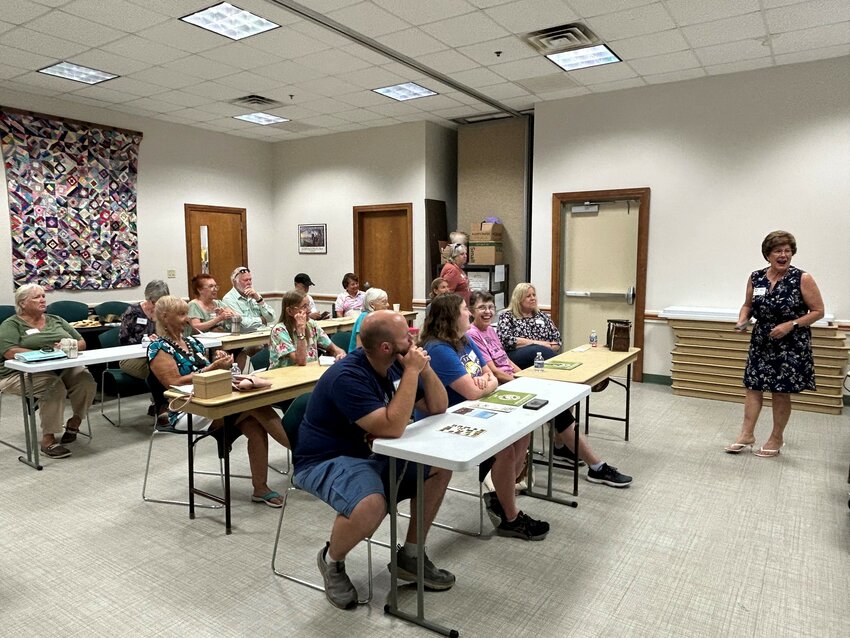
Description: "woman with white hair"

(439, 243), (470, 305)
(0, 284), (96, 458)
(348, 287), (389, 352)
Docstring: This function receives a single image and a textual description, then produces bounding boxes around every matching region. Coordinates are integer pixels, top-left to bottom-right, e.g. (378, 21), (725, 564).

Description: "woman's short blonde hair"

(447, 243), (467, 263)
(761, 230), (797, 259)
(508, 283), (536, 318)
(154, 295), (188, 336)
(364, 287), (387, 312)
(14, 283), (44, 312)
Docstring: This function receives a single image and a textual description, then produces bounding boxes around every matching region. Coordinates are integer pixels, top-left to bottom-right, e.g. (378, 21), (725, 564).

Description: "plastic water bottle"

(231, 362), (241, 377)
(534, 351), (545, 371)
(590, 329), (598, 348)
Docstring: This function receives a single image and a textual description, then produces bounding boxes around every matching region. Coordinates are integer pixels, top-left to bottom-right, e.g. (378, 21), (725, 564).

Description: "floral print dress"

(743, 266), (815, 393)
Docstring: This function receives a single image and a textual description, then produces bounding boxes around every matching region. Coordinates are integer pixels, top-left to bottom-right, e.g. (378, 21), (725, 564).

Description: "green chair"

(94, 301), (129, 323)
(271, 393), (377, 606)
(46, 300), (89, 322)
(0, 305), (15, 323)
(250, 347), (270, 372)
(98, 327), (151, 427)
(331, 330), (352, 351)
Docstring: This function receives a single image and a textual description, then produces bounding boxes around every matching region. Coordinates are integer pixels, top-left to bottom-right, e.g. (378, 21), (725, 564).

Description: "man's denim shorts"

(295, 455), (430, 518)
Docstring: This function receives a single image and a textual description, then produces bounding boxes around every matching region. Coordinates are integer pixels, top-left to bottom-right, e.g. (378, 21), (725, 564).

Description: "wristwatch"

(256, 297), (264, 304)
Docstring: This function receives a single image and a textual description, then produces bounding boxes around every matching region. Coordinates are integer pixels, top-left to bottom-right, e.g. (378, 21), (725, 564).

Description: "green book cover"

(544, 361), (582, 370)
(480, 389), (535, 406)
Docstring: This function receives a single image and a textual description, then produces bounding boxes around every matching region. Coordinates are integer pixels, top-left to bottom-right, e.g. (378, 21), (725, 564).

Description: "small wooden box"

(193, 370), (232, 399)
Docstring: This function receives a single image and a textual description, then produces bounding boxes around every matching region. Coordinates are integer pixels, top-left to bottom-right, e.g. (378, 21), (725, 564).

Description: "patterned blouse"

(270, 319), (332, 368)
(496, 310), (561, 351)
(334, 291), (365, 317)
(119, 303), (156, 345)
(147, 336), (209, 426)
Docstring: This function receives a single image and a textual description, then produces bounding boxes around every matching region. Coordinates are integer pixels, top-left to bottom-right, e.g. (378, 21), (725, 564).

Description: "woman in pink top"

(439, 244), (470, 305)
(467, 291), (633, 489)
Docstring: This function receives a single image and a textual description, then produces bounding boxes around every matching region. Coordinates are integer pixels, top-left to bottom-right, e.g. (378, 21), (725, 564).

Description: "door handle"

(564, 286), (636, 305)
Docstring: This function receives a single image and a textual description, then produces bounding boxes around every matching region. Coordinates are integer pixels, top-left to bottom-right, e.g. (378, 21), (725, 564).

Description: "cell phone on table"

(523, 398), (549, 410)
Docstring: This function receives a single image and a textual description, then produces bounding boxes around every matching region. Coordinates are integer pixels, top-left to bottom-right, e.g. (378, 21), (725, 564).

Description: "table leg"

(17, 372), (42, 470)
(188, 413), (195, 520)
(223, 419), (232, 535)
(625, 363), (632, 441)
(386, 457), (399, 611)
(573, 402), (580, 497)
(584, 395), (590, 435)
(526, 412), (579, 508)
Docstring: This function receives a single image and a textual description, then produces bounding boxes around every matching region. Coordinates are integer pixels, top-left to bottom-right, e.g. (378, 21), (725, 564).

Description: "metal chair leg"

(142, 429), (223, 509)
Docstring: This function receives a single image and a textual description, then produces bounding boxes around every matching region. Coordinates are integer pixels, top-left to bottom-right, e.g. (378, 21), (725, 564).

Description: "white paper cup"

(392, 303), (400, 312)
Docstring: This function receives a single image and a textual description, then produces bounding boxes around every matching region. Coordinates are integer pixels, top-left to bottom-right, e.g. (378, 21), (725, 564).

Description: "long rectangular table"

(317, 310), (417, 335)
(163, 362), (327, 534)
(515, 345), (640, 496)
(372, 376), (590, 637)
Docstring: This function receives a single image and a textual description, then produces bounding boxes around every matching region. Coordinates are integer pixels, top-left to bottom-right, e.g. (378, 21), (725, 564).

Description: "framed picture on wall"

(298, 223), (327, 254)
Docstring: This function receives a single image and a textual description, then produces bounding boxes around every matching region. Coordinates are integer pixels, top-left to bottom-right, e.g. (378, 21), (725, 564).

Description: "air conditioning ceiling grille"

(229, 94), (283, 108)
(525, 23), (601, 55)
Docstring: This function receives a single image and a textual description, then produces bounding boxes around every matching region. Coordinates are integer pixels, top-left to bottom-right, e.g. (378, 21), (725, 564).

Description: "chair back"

(281, 392), (312, 450)
(0, 304), (15, 323)
(251, 346), (270, 371)
(94, 301), (129, 322)
(46, 300), (89, 322)
(331, 331), (352, 351)
(98, 327), (121, 349)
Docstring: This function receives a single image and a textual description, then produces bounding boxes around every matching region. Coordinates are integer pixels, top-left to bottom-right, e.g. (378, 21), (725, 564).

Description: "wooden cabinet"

(669, 319), (848, 415)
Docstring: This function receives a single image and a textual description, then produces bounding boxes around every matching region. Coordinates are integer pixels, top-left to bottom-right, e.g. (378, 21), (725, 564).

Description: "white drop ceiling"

(0, 0), (847, 142)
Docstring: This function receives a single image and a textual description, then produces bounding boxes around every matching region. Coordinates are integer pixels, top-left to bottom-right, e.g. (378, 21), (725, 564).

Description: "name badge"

(136, 317), (148, 325)
(536, 318), (545, 325)
(753, 287), (767, 297)
(25, 328), (40, 335)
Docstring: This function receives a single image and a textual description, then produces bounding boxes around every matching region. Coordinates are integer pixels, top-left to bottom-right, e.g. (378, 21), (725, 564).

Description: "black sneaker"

(586, 463), (632, 488)
(496, 511), (549, 541)
(317, 543), (357, 610)
(483, 491), (505, 527)
(390, 545), (455, 591)
(552, 445), (586, 467)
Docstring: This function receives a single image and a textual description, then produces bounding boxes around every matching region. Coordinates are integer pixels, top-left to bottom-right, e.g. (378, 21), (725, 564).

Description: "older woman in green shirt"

(0, 284), (96, 458)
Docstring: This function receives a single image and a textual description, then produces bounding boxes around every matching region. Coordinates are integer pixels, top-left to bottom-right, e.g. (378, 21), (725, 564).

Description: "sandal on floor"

(60, 421), (82, 444)
(40, 443), (72, 458)
(252, 491), (283, 508)
(724, 442), (753, 454)
(754, 445), (783, 458)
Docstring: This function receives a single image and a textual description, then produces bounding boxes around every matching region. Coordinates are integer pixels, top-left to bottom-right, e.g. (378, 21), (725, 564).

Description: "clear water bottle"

(534, 351), (545, 371)
(231, 362), (241, 377)
(590, 329), (598, 348)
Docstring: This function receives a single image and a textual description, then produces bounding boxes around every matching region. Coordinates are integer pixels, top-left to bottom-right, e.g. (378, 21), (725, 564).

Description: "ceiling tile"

(368, 101), (422, 117)
(586, 77), (646, 92)
(374, 0), (475, 25)
(665, 0), (761, 26)
(0, 62), (28, 80)
(182, 80), (242, 100)
(478, 81), (529, 99)
(416, 49), (480, 74)
(0, 43), (57, 71)
(262, 105), (320, 120)
(68, 49), (150, 76)
(770, 22), (850, 55)
(161, 55), (241, 80)
(534, 86), (592, 100)
(119, 95), (187, 112)
(513, 73), (578, 93)
(766, 0), (850, 34)
(25, 10), (125, 47)
(2, 1), (51, 24)
(444, 90), (490, 105)
(695, 39), (771, 66)
(0, 27), (89, 59)
(294, 75), (362, 96)
(432, 104), (491, 118)
(214, 71), (284, 93)
(62, 93), (124, 110)
(336, 108), (388, 123)
(293, 49), (374, 75)
(98, 76), (171, 97)
(243, 26), (331, 58)
(567, 0), (656, 19)
(412, 94), (464, 109)
(234, 0), (303, 26)
(760, 0), (815, 7)
(165, 106), (220, 122)
(450, 66), (506, 88)
(0, 21), (13, 36)
(64, 83), (137, 103)
(253, 60), (324, 84)
(609, 29), (690, 59)
(287, 20), (353, 47)
(336, 89), (394, 107)
(299, 114), (349, 128)
(326, 2), (411, 37)
(136, 19), (226, 54)
(342, 42), (393, 65)
(128, 66), (200, 89)
(123, 0), (217, 19)
(587, 3), (676, 41)
(491, 56), (559, 81)
(152, 90), (210, 107)
(101, 34), (189, 65)
(336, 66), (407, 89)
(377, 28), (450, 57)
(262, 86), (324, 104)
(499, 95), (536, 109)
(774, 43), (850, 65)
(195, 101), (252, 116)
(201, 43), (285, 71)
(421, 11), (511, 47)
(297, 98), (351, 114)
(628, 50), (701, 75)
(704, 57), (774, 75)
(643, 67), (706, 84)
(681, 12), (767, 49)
(458, 36), (538, 65)
(62, 0), (169, 31)
(0, 79), (63, 97)
(485, 0), (579, 34)
(567, 60), (639, 84)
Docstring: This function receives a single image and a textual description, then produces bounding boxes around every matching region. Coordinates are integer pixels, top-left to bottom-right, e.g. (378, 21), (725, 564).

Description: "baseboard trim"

(643, 373), (673, 386)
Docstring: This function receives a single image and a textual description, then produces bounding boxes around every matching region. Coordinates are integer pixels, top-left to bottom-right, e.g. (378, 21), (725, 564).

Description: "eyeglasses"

(475, 304), (496, 312)
(204, 284), (220, 289)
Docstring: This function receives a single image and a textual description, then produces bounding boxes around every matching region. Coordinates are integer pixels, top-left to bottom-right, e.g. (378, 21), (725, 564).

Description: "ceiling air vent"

(229, 94), (283, 109)
(524, 23), (600, 55)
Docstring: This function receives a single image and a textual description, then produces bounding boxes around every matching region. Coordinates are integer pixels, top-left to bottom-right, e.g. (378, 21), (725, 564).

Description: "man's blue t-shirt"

(421, 338), (485, 408)
(293, 349), (422, 470)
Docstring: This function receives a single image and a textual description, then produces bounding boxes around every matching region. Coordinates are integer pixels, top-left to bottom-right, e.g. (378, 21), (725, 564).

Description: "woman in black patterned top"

(496, 283), (562, 369)
(725, 231), (824, 458)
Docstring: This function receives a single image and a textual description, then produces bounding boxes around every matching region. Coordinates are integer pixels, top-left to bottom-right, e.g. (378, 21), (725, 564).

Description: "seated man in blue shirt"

(294, 310), (454, 610)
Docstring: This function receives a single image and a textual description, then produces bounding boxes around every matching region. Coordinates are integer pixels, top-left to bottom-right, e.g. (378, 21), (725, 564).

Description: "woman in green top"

(270, 290), (346, 369)
(0, 284), (96, 459)
(187, 273), (239, 333)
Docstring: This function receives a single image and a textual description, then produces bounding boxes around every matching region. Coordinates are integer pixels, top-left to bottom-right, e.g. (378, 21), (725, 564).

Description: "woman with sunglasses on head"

(439, 244), (470, 306)
(188, 273), (238, 333)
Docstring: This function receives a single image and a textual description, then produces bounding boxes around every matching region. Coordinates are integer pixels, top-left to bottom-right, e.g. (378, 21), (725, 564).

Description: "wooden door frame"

(184, 204), (248, 295)
(550, 188), (650, 381)
(353, 203), (414, 309)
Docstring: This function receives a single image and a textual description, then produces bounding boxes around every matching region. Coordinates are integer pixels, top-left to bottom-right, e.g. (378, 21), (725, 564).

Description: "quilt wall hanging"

(0, 108), (143, 290)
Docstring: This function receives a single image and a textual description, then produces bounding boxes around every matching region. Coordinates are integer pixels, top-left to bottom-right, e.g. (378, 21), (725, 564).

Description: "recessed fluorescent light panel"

(38, 61), (117, 85)
(372, 82), (437, 101)
(233, 112), (289, 125)
(181, 2), (279, 40)
(546, 45), (620, 71)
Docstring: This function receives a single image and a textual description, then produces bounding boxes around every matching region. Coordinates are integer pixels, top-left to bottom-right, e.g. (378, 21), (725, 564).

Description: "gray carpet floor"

(1, 382), (848, 637)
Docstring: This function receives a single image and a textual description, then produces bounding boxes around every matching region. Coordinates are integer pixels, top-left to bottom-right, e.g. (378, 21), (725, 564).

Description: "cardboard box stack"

(468, 222), (504, 264)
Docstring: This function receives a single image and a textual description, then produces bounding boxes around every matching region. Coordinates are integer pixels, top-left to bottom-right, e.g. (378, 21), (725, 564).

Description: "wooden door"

(550, 189), (650, 381)
(353, 203), (413, 310)
(184, 204), (248, 295)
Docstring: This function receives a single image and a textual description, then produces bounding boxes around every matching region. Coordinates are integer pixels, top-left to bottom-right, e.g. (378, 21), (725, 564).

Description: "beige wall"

(458, 117), (529, 288)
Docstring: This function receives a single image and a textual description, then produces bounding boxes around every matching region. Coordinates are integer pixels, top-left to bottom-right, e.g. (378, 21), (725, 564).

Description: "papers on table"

(170, 384), (193, 394)
(478, 389), (535, 406)
(318, 356), (335, 366)
(571, 345), (591, 352)
(544, 360), (582, 370)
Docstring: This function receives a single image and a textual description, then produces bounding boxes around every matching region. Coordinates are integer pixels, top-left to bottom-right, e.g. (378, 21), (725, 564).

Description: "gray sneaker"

(317, 543), (357, 609)
(389, 545), (455, 591)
